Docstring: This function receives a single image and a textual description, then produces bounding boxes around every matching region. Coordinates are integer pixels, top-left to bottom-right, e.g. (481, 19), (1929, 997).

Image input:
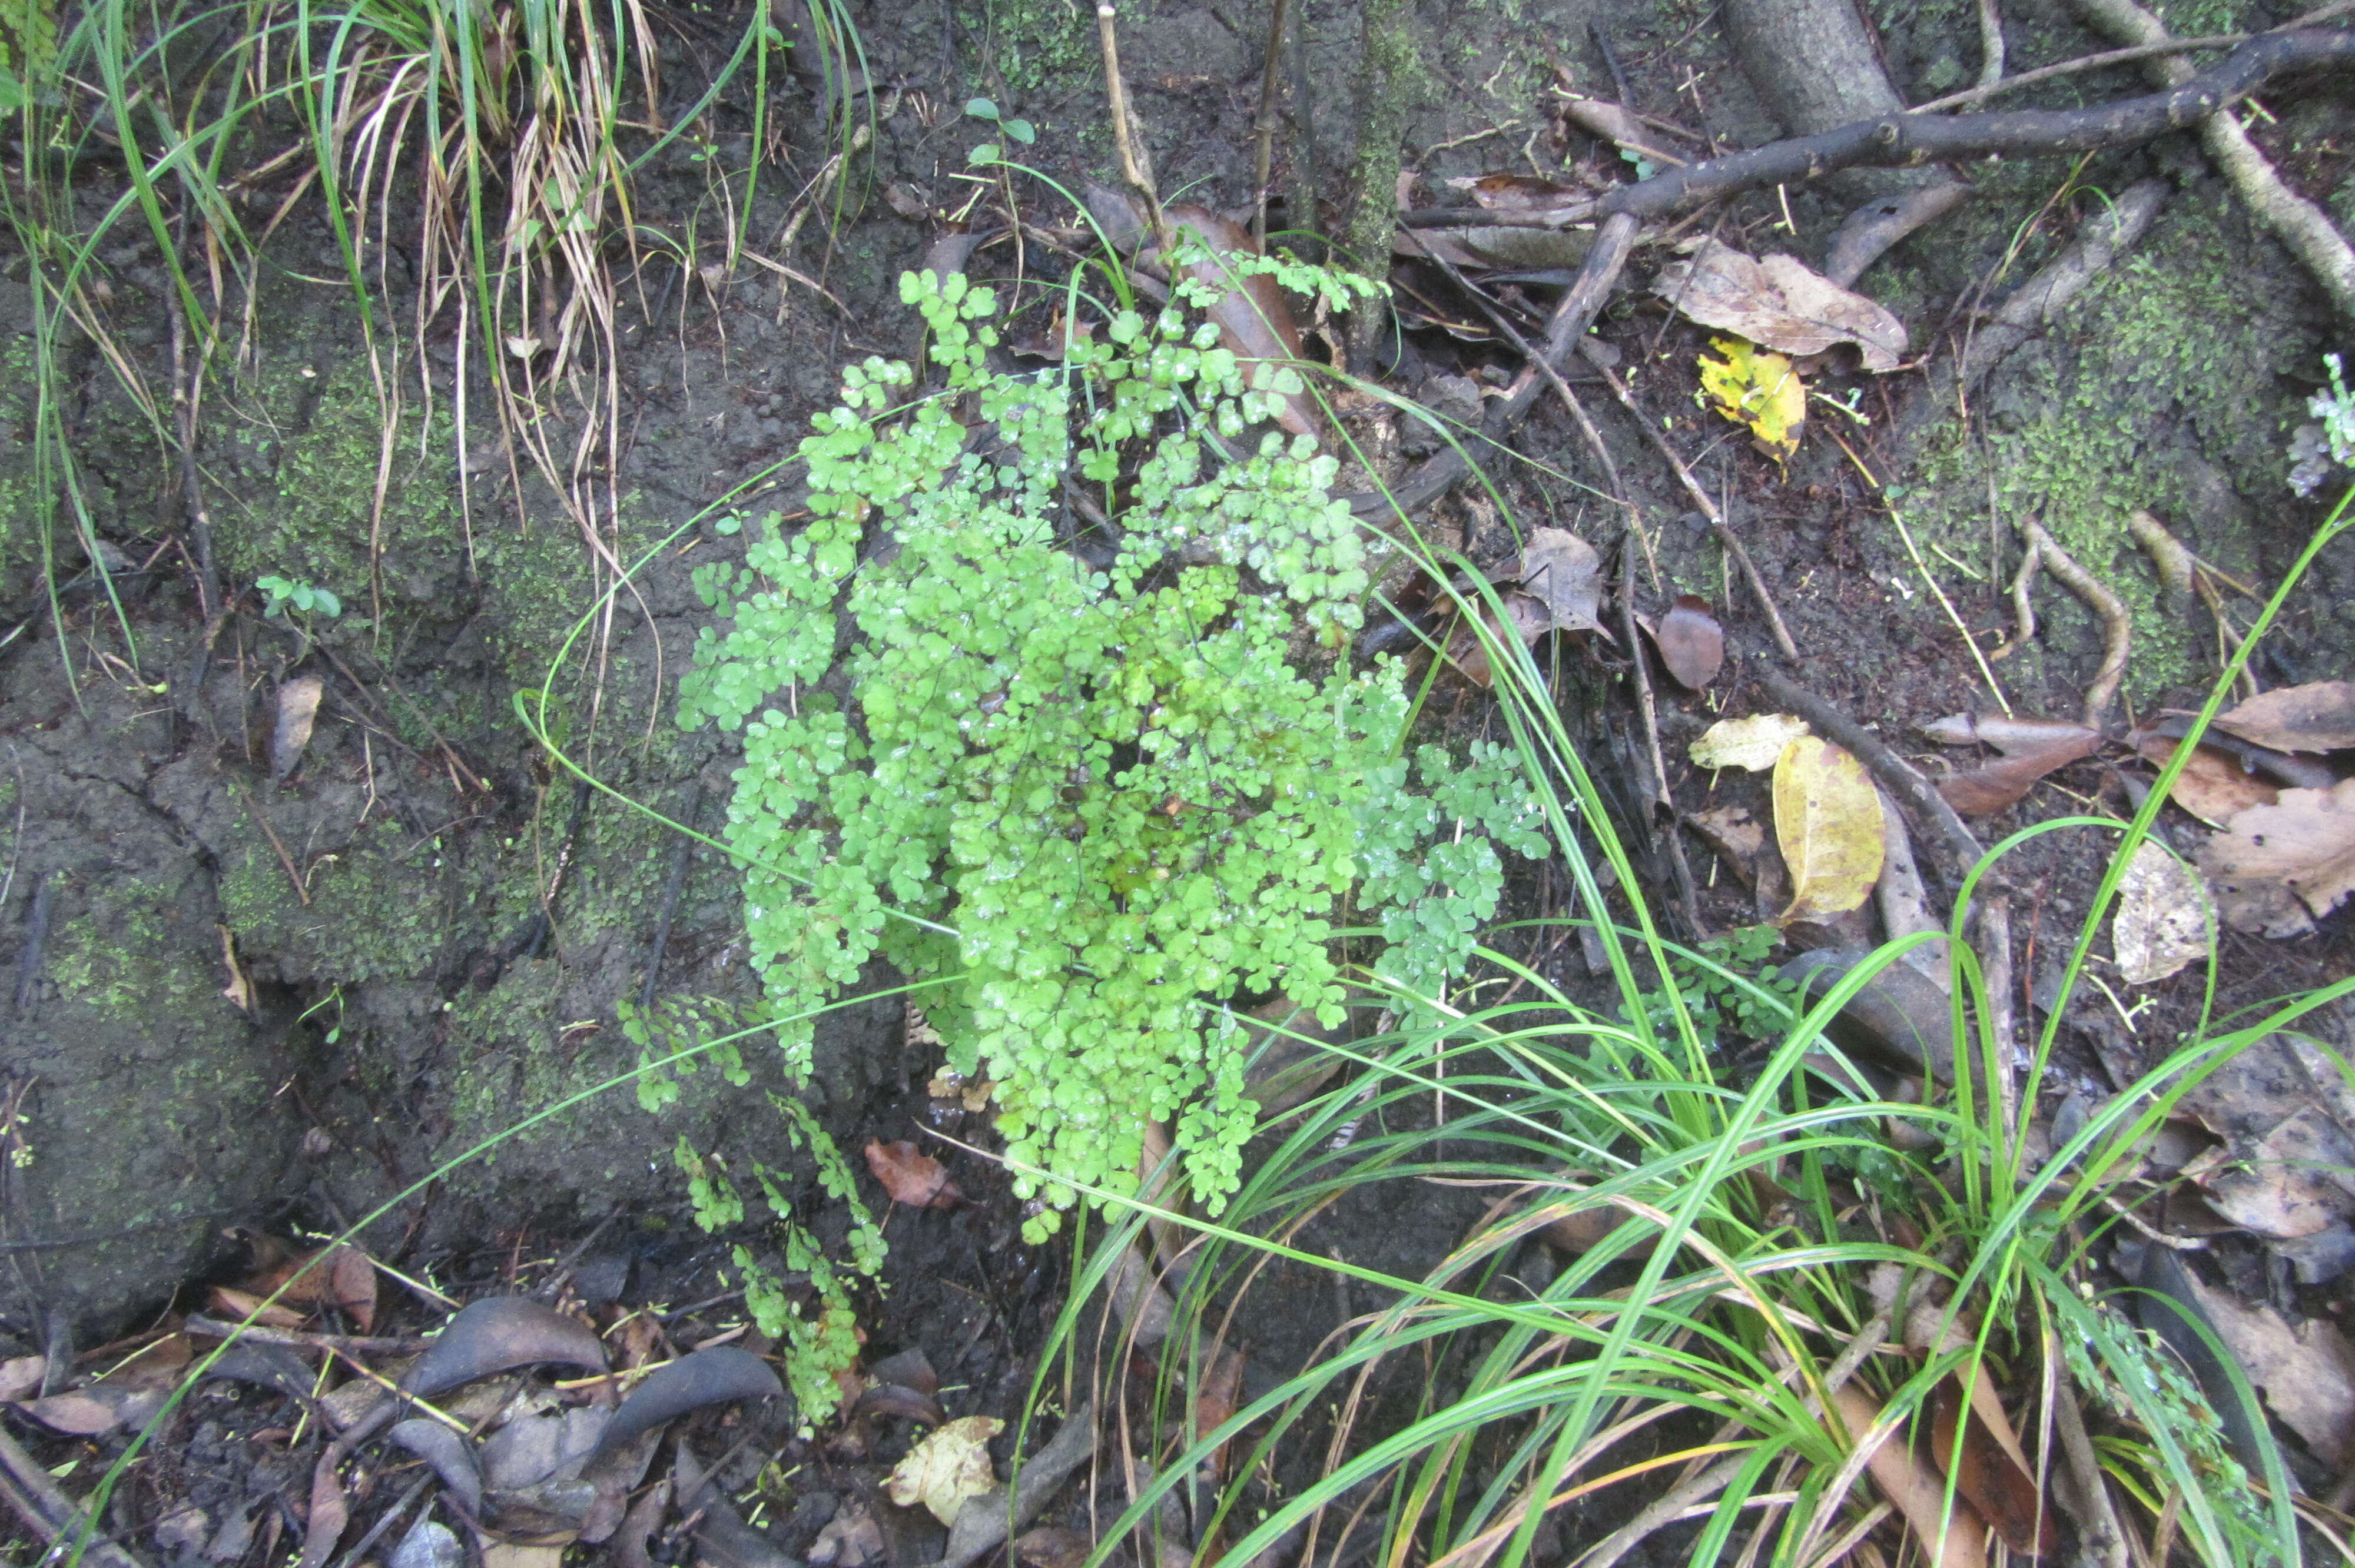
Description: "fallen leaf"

(2214, 680), (2355, 753)
(1928, 1379), (2054, 1556)
(403, 1297), (609, 1400)
(2190, 1108), (2355, 1238)
(887, 1416), (1004, 1526)
(1691, 713), (1811, 772)
(259, 1244), (377, 1331)
(1935, 730), (2104, 816)
(481, 1547), (566, 1568)
(272, 675), (324, 783)
(208, 1285), (308, 1330)
(2132, 731), (2280, 827)
(2198, 778), (2355, 938)
(2160, 1266), (2355, 1464)
(811, 1502), (885, 1568)
(1448, 172), (1595, 216)
(1824, 1384), (1989, 1568)
(391, 1418), (486, 1520)
(297, 1451), (350, 1568)
(1510, 528), (1603, 633)
(1922, 712), (2103, 755)
(1772, 738), (1886, 925)
(1164, 205), (1316, 443)
(16, 1390), (134, 1434)
(2112, 841), (2213, 984)
(1697, 335), (1804, 460)
(1394, 225), (1597, 274)
(2142, 713), (2336, 788)
(1191, 1345), (1245, 1446)
(864, 1139), (966, 1208)
(0, 1357), (42, 1402)
(1650, 595), (1723, 689)
(1442, 590), (1551, 688)
(1654, 237), (1909, 370)
(587, 1346), (782, 1466)
(1686, 805), (1764, 872)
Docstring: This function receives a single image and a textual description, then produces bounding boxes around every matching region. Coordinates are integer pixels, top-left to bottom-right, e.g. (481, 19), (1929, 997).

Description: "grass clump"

(675, 256), (1544, 1242)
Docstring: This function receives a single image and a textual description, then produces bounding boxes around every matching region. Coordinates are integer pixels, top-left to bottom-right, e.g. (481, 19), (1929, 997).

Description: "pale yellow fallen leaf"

(2112, 840), (2212, 984)
(1690, 713), (1810, 773)
(1772, 737), (1885, 925)
(887, 1416), (1004, 1525)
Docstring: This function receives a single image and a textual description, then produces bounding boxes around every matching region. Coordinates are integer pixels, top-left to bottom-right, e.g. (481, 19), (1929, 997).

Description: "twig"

(1578, 345), (1800, 660)
(2015, 518), (2129, 729)
(1753, 669), (1988, 889)
(2049, 1330), (2132, 1568)
(0, 1422), (148, 1568)
(1097, 4), (1167, 245)
(1395, 29), (2355, 230)
(1251, 0), (1292, 244)
(183, 1315), (430, 1356)
(1616, 538), (1704, 939)
(1912, 31), (2248, 112)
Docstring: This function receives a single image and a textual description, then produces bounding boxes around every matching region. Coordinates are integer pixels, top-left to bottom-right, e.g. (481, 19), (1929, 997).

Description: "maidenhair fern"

(681, 260), (1541, 1240)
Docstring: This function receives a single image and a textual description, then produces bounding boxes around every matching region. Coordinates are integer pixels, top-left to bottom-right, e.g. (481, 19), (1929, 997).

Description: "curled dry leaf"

(588, 1346), (782, 1467)
(1653, 237), (1909, 370)
(864, 1139), (966, 1208)
(1447, 172), (1596, 216)
(886, 1416), (1004, 1526)
(1650, 595), (1723, 689)
(1928, 1380), (2054, 1557)
(2163, 1265), (2355, 1467)
(1935, 730), (2104, 816)
(1771, 737), (1886, 925)
(1442, 590), (1552, 688)
(392, 1418), (485, 1519)
(2214, 680), (2355, 753)
(402, 1297), (609, 1400)
(2132, 730), (2279, 827)
(1165, 205), (1317, 443)
(2112, 841), (2213, 984)
(1395, 224), (1597, 274)
(2188, 1108), (2355, 1239)
(1691, 712), (1810, 772)
(2197, 778), (2355, 938)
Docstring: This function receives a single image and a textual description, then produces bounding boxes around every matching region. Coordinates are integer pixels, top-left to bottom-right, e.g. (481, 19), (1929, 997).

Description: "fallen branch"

(1397, 26), (2355, 231)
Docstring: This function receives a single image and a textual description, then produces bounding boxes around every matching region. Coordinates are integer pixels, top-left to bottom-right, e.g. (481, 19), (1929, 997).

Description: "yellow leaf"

(1697, 335), (1804, 460)
(1690, 712), (1811, 773)
(886, 1416), (1004, 1524)
(1771, 736), (1884, 923)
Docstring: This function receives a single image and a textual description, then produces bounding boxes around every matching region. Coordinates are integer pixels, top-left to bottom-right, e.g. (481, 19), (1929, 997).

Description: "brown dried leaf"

(2190, 1108), (2355, 1238)
(403, 1298), (609, 1400)
(1395, 225), (1597, 274)
(1164, 206), (1316, 443)
(2198, 778), (2355, 938)
(1651, 595), (1723, 689)
(1935, 730), (2104, 816)
(1442, 591), (1551, 689)
(271, 676), (324, 783)
(2167, 1271), (2355, 1466)
(864, 1139), (965, 1209)
(1824, 1384), (1989, 1568)
(2112, 841), (2213, 984)
(2133, 732), (2280, 828)
(1013, 1527), (1093, 1568)
(589, 1347), (782, 1467)
(1772, 738), (1886, 925)
(208, 1285), (308, 1330)
(1928, 1379), (2054, 1556)
(1447, 172), (1593, 215)
(0, 1356), (42, 1402)
(1510, 529), (1603, 633)
(1652, 237), (1909, 371)
(2214, 680), (2355, 753)
(1686, 805), (1764, 888)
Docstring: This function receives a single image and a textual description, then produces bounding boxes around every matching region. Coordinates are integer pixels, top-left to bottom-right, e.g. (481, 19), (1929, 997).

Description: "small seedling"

(964, 97), (1034, 165)
(257, 576), (343, 620)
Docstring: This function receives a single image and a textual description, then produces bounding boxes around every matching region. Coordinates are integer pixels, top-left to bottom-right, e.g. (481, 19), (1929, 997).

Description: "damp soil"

(3, 0), (2355, 1563)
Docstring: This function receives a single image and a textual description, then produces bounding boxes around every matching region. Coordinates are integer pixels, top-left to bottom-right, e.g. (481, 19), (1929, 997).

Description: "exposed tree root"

(2015, 518), (2131, 729)
(2072, 0), (2355, 322)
